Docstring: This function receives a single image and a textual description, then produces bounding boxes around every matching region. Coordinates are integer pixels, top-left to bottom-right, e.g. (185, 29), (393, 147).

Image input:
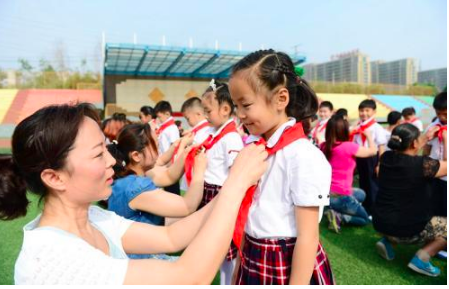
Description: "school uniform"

(179, 120), (212, 192)
(310, 118), (329, 145)
(157, 117), (181, 195)
(406, 117), (424, 132)
(426, 119), (447, 216)
(188, 118), (243, 285)
(235, 118), (335, 285)
(351, 117), (387, 215)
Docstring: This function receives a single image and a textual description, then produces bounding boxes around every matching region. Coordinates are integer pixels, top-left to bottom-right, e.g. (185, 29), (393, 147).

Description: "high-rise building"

(418, 68), (447, 92)
(371, 58), (418, 86)
(302, 50), (371, 85)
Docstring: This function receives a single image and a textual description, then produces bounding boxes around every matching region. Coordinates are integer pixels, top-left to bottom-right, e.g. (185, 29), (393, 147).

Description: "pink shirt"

(320, 142), (359, 196)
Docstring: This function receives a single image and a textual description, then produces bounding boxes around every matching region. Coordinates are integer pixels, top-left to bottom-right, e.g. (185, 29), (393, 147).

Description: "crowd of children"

(0, 48), (446, 285)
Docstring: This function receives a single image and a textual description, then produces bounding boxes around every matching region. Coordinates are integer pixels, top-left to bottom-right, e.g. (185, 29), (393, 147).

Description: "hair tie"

(121, 160), (126, 167)
(391, 135), (402, 143)
(112, 140), (118, 145)
(209, 79), (217, 92)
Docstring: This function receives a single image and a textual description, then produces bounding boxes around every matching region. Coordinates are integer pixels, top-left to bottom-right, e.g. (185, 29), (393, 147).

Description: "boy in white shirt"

(351, 99), (387, 215)
(423, 92), (447, 217)
(310, 101), (333, 145)
(154, 100), (181, 195)
(402, 107), (424, 132)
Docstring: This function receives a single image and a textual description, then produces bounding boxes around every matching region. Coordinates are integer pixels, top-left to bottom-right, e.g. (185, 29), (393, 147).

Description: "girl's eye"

(243, 103), (252, 108)
(96, 152), (104, 158)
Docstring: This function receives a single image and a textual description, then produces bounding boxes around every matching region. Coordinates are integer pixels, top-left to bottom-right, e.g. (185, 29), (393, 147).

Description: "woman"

(0, 104), (268, 284)
(321, 115), (378, 233)
(373, 123), (447, 277)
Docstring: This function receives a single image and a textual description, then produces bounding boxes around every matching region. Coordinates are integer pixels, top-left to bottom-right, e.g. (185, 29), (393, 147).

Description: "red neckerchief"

(405, 117), (418, 124)
(184, 121), (237, 185)
(171, 121), (210, 164)
(350, 118), (376, 145)
(312, 119), (328, 143)
(232, 122), (307, 257)
(156, 118), (175, 136)
(434, 124), (447, 143)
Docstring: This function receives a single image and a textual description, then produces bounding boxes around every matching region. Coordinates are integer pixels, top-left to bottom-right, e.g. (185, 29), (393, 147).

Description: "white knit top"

(15, 206), (134, 285)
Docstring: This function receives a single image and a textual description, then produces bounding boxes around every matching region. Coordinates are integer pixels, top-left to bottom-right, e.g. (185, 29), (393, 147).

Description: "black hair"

(107, 123), (157, 179)
(140, 106), (156, 118)
(335, 108), (348, 118)
(320, 101), (334, 111)
(231, 49), (318, 133)
(433, 92), (447, 111)
(387, 123), (420, 152)
(359, 99), (377, 110)
(203, 81), (234, 115)
(401, 107), (416, 117)
(181, 97), (204, 113)
(112, 112), (127, 122)
(154, 101), (173, 115)
(387, 111), (402, 125)
(0, 104), (99, 220)
(324, 115), (350, 160)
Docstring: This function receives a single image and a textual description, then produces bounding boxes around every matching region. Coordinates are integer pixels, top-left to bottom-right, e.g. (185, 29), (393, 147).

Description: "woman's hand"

(193, 150), (207, 174)
(425, 126), (440, 141)
(180, 132), (195, 148)
(228, 144), (268, 190)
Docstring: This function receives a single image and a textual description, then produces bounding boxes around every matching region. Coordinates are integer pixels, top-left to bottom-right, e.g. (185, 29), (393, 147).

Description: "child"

(384, 111), (402, 151)
(228, 49), (334, 285)
(402, 107), (423, 132)
(107, 123), (205, 260)
(185, 80), (244, 285)
(335, 108), (348, 120)
(350, 99), (387, 215)
(179, 97), (212, 192)
(154, 100), (181, 195)
(373, 123), (447, 277)
(310, 101), (333, 145)
(139, 105), (157, 131)
(423, 92), (447, 217)
(321, 115), (377, 233)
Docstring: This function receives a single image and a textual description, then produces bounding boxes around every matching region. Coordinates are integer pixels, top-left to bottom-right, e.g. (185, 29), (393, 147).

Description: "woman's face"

(62, 117), (116, 203)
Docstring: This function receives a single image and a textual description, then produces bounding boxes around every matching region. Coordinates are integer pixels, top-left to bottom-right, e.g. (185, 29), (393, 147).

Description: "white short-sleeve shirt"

(410, 119), (424, 132)
(245, 118), (331, 239)
(426, 119), (446, 181)
(180, 120), (213, 191)
(158, 117), (180, 154)
(352, 117), (387, 148)
(15, 206), (134, 285)
(204, 119), (244, 186)
(310, 118), (329, 145)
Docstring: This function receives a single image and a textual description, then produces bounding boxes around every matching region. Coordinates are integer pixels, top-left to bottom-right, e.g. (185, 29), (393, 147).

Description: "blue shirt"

(109, 175), (164, 226)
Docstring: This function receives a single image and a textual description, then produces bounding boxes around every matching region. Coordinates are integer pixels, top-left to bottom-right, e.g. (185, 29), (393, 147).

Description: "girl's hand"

(229, 144), (268, 189)
(193, 150), (207, 174)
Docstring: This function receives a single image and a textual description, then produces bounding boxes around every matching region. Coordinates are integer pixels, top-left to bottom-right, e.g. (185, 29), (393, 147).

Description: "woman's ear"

(130, 151), (141, 163)
(276, 88), (290, 111)
(41, 169), (66, 192)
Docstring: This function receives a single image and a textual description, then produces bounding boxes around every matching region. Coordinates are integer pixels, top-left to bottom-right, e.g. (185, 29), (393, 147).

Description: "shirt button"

(318, 195), (322, 199)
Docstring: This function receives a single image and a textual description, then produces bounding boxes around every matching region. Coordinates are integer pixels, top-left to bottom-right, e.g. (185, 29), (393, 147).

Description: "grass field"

(0, 193), (446, 285)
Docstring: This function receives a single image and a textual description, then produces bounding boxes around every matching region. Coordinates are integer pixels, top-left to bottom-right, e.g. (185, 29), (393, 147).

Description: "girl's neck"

(262, 115), (290, 140)
(128, 164), (145, 176)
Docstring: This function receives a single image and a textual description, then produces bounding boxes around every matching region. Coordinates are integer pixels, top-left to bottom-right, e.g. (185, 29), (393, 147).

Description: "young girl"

(321, 115), (378, 233)
(228, 49), (335, 285)
(184, 80), (244, 285)
(3, 103), (269, 285)
(106, 123), (206, 259)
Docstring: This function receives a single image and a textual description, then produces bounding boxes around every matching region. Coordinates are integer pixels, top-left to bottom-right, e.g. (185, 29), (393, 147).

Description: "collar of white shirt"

(360, 116), (375, 126)
(211, 118), (235, 138)
(193, 119), (209, 130)
(246, 118), (296, 149)
(161, 116), (174, 126)
(319, 118), (329, 127)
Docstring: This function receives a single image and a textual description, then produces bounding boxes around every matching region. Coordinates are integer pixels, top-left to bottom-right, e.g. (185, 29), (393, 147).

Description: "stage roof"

(104, 43), (306, 79)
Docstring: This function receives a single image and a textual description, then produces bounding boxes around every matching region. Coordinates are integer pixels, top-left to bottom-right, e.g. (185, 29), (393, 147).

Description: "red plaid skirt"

(236, 234), (335, 285)
(199, 182), (238, 261)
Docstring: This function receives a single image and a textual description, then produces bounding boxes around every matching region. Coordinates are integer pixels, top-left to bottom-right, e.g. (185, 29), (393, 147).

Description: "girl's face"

(229, 73), (289, 139)
(61, 117), (116, 203)
(139, 113), (152, 124)
(318, 107), (332, 120)
(201, 92), (231, 128)
(135, 129), (159, 171)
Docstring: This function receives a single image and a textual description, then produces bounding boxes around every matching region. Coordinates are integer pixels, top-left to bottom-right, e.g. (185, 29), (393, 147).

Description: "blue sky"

(0, 0), (446, 71)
